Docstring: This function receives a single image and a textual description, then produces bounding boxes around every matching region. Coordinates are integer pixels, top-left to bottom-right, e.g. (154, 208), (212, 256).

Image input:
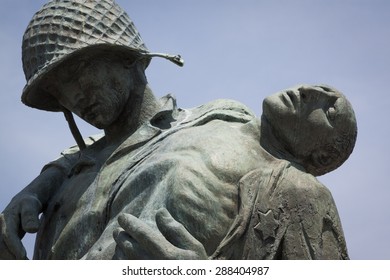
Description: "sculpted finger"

(20, 196), (42, 233)
(0, 215), (16, 259)
(156, 208), (203, 252)
(118, 213), (174, 259)
(113, 228), (132, 260)
(113, 228), (151, 260)
(0, 240), (17, 260)
(0, 214), (27, 260)
(113, 244), (127, 260)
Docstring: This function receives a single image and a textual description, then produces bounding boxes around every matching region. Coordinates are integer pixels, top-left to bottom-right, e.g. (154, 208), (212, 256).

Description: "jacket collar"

(105, 94), (179, 165)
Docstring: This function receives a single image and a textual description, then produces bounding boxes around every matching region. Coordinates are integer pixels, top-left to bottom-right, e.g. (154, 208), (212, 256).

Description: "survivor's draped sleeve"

(212, 160), (349, 260)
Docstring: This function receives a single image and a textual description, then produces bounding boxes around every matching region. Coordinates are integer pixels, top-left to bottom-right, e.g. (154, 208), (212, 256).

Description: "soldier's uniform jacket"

(34, 96), (348, 260)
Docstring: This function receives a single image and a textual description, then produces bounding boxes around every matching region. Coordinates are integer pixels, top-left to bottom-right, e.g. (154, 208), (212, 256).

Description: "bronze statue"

(0, 0), (357, 260)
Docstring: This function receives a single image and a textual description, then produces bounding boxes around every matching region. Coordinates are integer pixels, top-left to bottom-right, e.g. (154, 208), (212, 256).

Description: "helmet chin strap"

(143, 52), (184, 67)
(62, 107), (86, 151)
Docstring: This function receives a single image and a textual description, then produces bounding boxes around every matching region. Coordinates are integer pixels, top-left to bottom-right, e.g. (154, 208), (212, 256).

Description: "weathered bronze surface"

(0, 0), (357, 260)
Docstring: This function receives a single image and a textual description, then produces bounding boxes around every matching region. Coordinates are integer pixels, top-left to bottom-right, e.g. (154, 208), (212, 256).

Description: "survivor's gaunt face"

(44, 57), (133, 129)
(262, 85), (352, 157)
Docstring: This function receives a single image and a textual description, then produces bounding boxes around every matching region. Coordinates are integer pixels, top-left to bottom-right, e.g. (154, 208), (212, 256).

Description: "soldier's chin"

(84, 116), (107, 129)
(92, 121), (108, 130)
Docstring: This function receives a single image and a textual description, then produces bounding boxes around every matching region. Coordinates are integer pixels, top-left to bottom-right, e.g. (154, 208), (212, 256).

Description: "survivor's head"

(262, 85), (357, 176)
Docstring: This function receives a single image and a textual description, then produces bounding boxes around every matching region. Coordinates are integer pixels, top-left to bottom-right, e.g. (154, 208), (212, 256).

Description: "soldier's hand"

(113, 208), (207, 260)
(0, 193), (42, 259)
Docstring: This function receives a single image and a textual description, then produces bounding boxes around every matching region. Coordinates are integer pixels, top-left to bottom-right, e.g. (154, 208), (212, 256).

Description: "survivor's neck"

(260, 115), (297, 164)
(104, 84), (160, 144)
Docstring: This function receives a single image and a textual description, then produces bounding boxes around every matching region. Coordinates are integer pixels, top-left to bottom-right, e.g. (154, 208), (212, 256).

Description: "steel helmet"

(21, 0), (183, 112)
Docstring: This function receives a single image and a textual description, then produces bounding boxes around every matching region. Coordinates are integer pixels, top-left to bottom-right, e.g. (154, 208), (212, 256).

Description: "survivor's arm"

(277, 175), (349, 259)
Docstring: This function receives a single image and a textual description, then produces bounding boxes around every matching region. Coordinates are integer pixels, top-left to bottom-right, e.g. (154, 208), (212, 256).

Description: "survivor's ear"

(310, 150), (332, 170)
(300, 149), (333, 176)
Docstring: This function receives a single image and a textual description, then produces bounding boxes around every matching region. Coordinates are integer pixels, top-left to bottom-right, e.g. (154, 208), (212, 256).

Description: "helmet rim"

(22, 43), (148, 112)
(21, 0), (149, 111)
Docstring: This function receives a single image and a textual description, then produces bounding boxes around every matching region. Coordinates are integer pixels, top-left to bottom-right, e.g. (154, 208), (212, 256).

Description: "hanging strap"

(63, 108), (86, 151)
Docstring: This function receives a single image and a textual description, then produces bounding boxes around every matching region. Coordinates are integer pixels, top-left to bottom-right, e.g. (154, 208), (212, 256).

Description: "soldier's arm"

(0, 165), (66, 259)
(112, 209), (208, 260)
(0, 135), (101, 259)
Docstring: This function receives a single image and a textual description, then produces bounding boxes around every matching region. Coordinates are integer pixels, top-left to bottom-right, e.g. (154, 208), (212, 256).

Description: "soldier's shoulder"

(186, 99), (257, 123)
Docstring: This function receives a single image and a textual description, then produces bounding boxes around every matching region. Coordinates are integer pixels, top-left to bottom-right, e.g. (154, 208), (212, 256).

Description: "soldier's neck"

(104, 84), (160, 145)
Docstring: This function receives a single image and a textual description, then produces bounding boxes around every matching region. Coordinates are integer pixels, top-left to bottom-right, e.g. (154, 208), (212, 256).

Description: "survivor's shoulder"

(280, 165), (334, 200)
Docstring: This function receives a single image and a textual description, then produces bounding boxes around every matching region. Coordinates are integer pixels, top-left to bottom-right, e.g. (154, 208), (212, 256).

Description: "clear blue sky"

(1, 0), (389, 259)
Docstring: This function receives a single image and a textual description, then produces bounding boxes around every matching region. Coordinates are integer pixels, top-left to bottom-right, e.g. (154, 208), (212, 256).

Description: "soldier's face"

(45, 58), (133, 129)
(262, 85), (353, 158)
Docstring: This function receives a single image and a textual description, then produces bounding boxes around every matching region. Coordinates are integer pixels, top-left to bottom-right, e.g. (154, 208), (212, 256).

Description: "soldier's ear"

(123, 58), (136, 69)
